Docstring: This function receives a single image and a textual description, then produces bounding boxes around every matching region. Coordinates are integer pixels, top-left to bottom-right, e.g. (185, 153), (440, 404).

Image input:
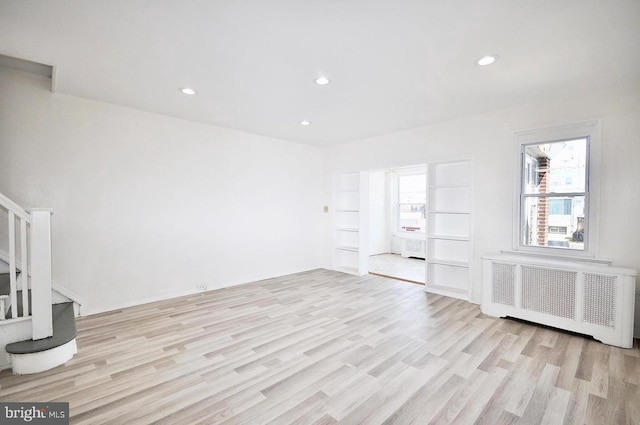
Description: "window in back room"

(398, 174), (426, 234)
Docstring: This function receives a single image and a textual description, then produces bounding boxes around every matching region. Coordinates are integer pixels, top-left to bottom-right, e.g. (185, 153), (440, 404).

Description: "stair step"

(1, 271), (28, 320)
(5, 289), (32, 319)
(5, 302), (76, 355)
(0, 270), (23, 298)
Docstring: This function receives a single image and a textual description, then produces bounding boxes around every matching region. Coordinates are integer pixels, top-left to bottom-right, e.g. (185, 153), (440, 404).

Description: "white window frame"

(512, 120), (601, 258)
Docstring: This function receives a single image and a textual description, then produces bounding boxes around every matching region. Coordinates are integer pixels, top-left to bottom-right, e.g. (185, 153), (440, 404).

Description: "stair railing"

(0, 193), (53, 340)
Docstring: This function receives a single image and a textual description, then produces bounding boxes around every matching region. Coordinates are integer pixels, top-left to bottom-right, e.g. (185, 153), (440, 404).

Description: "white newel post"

(30, 209), (53, 340)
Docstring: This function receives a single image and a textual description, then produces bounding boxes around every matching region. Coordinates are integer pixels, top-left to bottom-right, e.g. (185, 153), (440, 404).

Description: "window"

(548, 226), (568, 234)
(398, 174), (426, 233)
(514, 121), (599, 255)
(549, 199), (572, 215)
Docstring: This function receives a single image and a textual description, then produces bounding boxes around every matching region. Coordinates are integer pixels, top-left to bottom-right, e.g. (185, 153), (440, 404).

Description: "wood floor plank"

(0, 269), (638, 424)
(555, 335), (585, 391)
(517, 363), (561, 425)
(387, 370), (465, 424)
(563, 378), (591, 425)
(539, 386), (571, 425)
(448, 367), (509, 425)
(428, 368), (489, 425)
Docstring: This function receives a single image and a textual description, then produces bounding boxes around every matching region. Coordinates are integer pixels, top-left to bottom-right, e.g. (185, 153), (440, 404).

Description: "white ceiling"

(1, 1), (639, 146)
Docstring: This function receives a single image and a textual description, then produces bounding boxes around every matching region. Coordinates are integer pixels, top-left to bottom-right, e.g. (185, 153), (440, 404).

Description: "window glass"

(521, 138), (587, 250)
(398, 175), (426, 203)
(549, 199), (572, 215)
(398, 174), (426, 233)
(523, 139), (586, 194)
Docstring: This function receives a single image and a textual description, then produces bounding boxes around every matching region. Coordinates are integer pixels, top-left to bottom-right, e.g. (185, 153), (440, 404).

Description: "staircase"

(0, 271), (28, 317)
(0, 192), (79, 374)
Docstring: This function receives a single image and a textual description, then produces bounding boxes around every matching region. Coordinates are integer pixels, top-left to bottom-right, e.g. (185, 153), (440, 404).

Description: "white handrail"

(0, 193), (31, 222)
(0, 193), (52, 339)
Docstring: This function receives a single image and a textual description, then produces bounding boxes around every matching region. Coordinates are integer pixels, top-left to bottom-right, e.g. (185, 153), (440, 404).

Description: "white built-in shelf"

(335, 246), (359, 252)
(428, 184), (470, 189)
(425, 159), (472, 301)
(333, 171), (369, 276)
(334, 265), (359, 275)
(428, 234), (470, 241)
(428, 210), (469, 215)
(426, 284), (468, 296)
(427, 258), (469, 268)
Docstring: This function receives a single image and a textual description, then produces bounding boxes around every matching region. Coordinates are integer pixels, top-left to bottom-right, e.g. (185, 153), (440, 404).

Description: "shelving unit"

(425, 160), (472, 300)
(332, 172), (369, 275)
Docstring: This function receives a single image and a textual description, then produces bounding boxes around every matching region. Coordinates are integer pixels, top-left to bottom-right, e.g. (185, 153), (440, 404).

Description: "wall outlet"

(323, 206), (329, 213)
(197, 285), (208, 292)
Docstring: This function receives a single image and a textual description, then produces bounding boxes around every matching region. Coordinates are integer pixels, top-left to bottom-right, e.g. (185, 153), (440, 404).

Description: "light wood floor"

(368, 254), (426, 284)
(1, 269), (639, 424)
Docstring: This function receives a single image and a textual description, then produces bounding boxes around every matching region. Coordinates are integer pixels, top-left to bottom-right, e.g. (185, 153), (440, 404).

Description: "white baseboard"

(82, 287), (208, 316)
(82, 267), (321, 317)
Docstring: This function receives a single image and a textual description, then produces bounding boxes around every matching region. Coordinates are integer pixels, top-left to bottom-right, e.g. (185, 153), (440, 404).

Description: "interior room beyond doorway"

(368, 166), (427, 284)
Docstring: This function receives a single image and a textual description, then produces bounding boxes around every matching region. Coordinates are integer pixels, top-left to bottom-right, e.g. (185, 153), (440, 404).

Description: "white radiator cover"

(481, 253), (637, 348)
(401, 238), (426, 259)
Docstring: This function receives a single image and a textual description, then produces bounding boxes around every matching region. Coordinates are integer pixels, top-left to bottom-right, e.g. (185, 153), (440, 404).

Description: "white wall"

(0, 67), (326, 314)
(368, 171), (389, 256)
(326, 84), (640, 334)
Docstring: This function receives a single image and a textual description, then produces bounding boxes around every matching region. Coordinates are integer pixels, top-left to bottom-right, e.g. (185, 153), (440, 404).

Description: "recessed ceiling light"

(476, 55), (499, 66)
(300, 120), (311, 126)
(179, 87), (196, 95)
(315, 77), (330, 85)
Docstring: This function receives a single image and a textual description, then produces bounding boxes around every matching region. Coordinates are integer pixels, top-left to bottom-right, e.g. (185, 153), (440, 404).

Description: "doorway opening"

(367, 165), (427, 284)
